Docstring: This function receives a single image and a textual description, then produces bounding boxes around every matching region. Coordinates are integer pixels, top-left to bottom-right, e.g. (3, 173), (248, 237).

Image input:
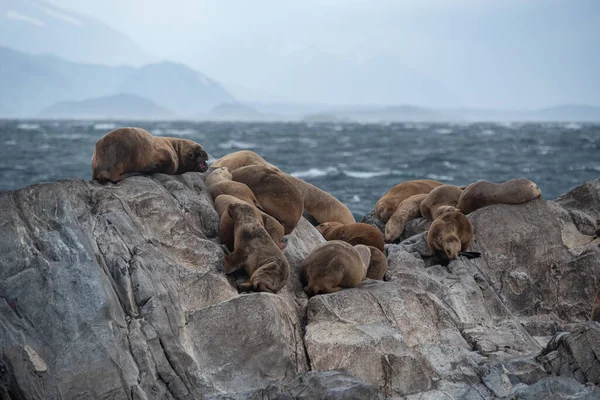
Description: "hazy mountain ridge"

(0, 0), (154, 66)
(0, 46), (237, 117)
(38, 93), (176, 119)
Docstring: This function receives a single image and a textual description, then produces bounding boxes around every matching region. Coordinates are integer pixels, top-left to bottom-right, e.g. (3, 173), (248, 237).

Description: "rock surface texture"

(1, 174), (599, 399)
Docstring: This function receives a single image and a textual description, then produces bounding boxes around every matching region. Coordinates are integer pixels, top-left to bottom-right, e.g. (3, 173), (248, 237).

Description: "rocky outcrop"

(1, 175), (599, 399)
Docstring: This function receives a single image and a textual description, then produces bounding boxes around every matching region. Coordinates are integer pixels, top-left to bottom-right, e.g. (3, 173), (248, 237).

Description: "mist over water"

(1, 120), (598, 219)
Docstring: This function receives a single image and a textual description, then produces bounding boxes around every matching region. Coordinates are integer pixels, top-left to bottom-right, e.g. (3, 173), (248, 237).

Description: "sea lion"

(457, 178), (542, 215)
(212, 151), (355, 225)
(376, 180), (444, 222)
(205, 167), (262, 208)
(592, 288), (600, 322)
(214, 195), (285, 250)
(384, 193), (428, 243)
(232, 164), (303, 234)
(92, 127), (208, 183)
(300, 241), (371, 296)
(209, 150), (269, 172)
(427, 211), (473, 260)
(420, 185), (464, 221)
(316, 222), (385, 252)
(224, 202), (290, 293)
(365, 246), (388, 280)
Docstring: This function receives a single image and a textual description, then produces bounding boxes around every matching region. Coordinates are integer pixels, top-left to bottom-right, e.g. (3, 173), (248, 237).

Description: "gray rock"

(360, 210), (385, 234)
(1, 174), (600, 399)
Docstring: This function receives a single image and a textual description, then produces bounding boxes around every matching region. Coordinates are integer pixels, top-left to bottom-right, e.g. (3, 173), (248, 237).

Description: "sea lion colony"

(91, 127), (599, 319)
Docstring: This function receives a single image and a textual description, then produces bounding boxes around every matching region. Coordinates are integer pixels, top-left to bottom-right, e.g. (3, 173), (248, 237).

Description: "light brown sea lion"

(300, 241), (371, 296)
(420, 185), (464, 221)
(316, 222), (385, 252)
(224, 202), (290, 293)
(205, 167), (262, 208)
(592, 288), (600, 322)
(435, 205), (460, 217)
(384, 193), (428, 243)
(92, 127), (208, 183)
(211, 151), (355, 225)
(457, 178), (542, 215)
(427, 211), (473, 260)
(214, 195), (285, 250)
(376, 180), (444, 222)
(209, 150), (269, 172)
(366, 246), (388, 280)
(232, 164), (303, 234)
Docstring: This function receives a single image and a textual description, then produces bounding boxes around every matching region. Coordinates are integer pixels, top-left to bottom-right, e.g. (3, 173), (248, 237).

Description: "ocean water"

(1, 120), (599, 219)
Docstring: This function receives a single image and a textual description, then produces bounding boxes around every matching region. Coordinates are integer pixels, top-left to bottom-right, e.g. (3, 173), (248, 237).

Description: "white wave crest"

(291, 167), (338, 179)
(93, 123), (116, 130)
(17, 123), (40, 130)
(218, 140), (257, 149)
(426, 173), (454, 181)
(344, 170), (391, 179)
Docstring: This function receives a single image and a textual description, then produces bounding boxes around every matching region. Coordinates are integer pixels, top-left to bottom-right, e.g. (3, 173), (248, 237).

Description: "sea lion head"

(435, 205), (460, 218)
(512, 178), (542, 201)
(443, 235), (461, 260)
(375, 199), (395, 223)
(177, 139), (209, 173)
(316, 222), (344, 237)
(227, 202), (256, 223)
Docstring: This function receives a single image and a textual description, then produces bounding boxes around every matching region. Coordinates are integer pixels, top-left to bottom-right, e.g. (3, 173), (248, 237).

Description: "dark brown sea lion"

(92, 127), (208, 183)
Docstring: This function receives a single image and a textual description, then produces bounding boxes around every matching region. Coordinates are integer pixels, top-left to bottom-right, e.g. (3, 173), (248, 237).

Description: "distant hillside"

(206, 103), (264, 121)
(38, 93), (176, 119)
(0, 0), (154, 66)
(0, 47), (236, 117)
(534, 105), (600, 122)
(303, 105), (447, 122)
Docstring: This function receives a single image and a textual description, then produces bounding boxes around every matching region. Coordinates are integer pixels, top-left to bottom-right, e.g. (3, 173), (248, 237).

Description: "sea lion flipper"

(237, 282), (254, 292)
(458, 251), (481, 259)
(224, 252), (243, 274)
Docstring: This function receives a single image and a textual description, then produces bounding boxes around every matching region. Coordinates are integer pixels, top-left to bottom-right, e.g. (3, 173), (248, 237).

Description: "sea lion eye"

(186, 152), (195, 159)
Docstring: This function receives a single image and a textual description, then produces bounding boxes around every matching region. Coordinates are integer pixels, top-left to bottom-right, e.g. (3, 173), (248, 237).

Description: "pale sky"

(42, 0), (600, 108)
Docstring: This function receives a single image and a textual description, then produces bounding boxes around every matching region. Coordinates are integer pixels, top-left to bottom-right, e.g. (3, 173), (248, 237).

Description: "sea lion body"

(427, 211), (473, 260)
(384, 193), (428, 243)
(458, 178), (542, 215)
(225, 203), (289, 293)
(317, 222), (385, 252)
(301, 241), (371, 296)
(212, 151), (354, 225)
(206, 167), (262, 208)
(92, 127), (208, 183)
(420, 185), (464, 221)
(376, 180), (444, 222)
(214, 195), (285, 250)
(232, 164), (303, 234)
(366, 246), (388, 280)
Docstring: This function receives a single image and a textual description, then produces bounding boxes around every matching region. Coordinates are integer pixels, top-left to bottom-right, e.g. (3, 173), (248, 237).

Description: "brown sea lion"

(592, 288), (600, 322)
(232, 164), (303, 234)
(214, 195), (285, 250)
(376, 180), (444, 222)
(384, 193), (428, 243)
(420, 185), (464, 221)
(457, 178), (542, 215)
(212, 151), (355, 225)
(427, 211), (473, 260)
(205, 167), (262, 208)
(300, 241), (371, 296)
(209, 150), (269, 172)
(316, 222), (385, 252)
(92, 127), (208, 183)
(435, 205), (460, 217)
(365, 246), (388, 280)
(225, 202), (290, 293)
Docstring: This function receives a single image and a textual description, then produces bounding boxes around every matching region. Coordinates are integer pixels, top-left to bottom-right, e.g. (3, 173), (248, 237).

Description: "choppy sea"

(1, 120), (598, 219)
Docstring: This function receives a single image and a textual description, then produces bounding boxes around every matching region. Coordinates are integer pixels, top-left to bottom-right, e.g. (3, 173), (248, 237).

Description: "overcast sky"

(43, 0), (600, 108)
